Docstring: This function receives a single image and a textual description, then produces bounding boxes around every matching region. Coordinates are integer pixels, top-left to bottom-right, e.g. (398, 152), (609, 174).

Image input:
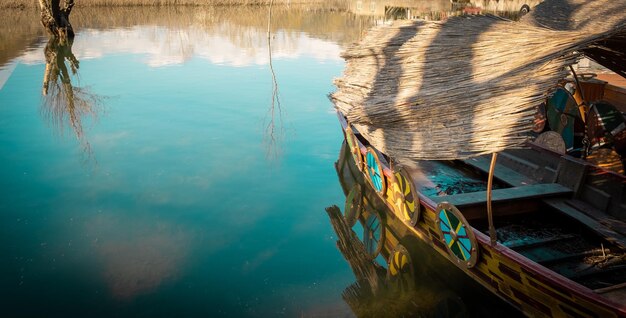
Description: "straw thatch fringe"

(523, 0), (626, 78)
(331, 0), (626, 160)
(521, 0), (626, 32)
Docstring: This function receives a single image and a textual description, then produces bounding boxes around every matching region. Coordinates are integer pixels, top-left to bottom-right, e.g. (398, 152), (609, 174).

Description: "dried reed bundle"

(331, 0), (626, 160)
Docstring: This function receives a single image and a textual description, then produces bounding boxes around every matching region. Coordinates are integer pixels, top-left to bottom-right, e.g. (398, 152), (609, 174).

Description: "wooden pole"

(487, 152), (498, 246)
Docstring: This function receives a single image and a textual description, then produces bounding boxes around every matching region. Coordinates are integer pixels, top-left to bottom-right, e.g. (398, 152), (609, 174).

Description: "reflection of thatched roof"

(331, 0), (626, 160)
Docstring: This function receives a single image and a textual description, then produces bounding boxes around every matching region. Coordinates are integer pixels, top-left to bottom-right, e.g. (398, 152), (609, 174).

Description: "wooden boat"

(334, 110), (626, 316)
(330, 142), (526, 317)
(329, 0), (626, 314)
(334, 99), (626, 315)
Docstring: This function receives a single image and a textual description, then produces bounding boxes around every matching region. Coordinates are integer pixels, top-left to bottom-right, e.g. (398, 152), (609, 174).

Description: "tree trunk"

(39, 0), (75, 41)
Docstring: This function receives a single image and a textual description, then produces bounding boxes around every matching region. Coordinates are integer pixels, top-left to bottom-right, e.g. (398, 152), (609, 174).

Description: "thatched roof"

(522, 0), (626, 77)
(331, 0), (626, 160)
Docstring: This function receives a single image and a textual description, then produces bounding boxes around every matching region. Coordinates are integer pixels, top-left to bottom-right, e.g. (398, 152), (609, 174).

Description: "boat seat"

(462, 155), (536, 187)
(543, 198), (626, 248)
(431, 183), (572, 208)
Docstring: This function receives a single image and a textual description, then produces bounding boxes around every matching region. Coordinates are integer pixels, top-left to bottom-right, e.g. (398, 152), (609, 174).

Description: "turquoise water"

(0, 7), (360, 317)
(0, 5), (526, 317)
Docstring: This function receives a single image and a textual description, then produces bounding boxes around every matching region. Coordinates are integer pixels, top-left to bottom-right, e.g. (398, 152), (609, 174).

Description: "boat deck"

(459, 147), (626, 303)
(476, 208), (626, 292)
(399, 144), (626, 302)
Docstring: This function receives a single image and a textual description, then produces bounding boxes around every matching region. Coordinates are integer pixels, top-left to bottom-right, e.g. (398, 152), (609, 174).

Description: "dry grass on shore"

(3, 0), (346, 9)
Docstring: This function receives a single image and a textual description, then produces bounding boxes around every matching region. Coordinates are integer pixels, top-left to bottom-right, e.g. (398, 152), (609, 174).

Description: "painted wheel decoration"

(390, 165), (420, 225)
(345, 127), (363, 171)
(344, 184), (362, 228)
(546, 87), (583, 152)
(365, 147), (386, 195)
(435, 202), (479, 268)
(387, 243), (416, 292)
(364, 211), (385, 259)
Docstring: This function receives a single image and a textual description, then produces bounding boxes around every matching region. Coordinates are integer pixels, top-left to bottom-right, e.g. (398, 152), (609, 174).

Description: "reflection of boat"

(330, 0), (626, 316)
(328, 142), (523, 317)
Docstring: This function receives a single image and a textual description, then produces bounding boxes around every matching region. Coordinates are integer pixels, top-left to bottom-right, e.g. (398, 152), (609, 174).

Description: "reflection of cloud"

(87, 215), (190, 300)
(18, 25), (342, 68)
(100, 234), (187, 299)
(0, 61), (17, 91)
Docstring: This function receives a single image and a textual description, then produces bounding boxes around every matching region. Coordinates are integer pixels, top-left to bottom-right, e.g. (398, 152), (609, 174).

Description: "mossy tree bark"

(39, 0), (75, 41)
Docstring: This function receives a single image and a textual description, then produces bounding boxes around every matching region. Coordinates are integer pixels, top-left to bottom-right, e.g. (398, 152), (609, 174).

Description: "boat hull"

(336, 111), (626, 317)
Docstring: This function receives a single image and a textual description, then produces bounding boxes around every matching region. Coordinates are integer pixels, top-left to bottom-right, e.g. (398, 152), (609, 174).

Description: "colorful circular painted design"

(387, 244), (415, 292)
(345, 127), (363, 171)
(344, 184), (362, 228)
(435, 203), (478, 268)
(391, 166), (420, 225)
(365, 147), (386, 194)
(546, 87), (582, 151)
(364, 212), (385, 258)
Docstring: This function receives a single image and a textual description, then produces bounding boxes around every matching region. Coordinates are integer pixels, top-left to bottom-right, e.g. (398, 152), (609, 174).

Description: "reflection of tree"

(41, 37), (103, 157)
(264, 0), (285, 159)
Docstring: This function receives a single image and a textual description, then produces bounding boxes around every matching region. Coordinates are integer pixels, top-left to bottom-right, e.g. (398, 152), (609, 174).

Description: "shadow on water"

(41, 37), (104, 160)
(326, 142), (524, 317)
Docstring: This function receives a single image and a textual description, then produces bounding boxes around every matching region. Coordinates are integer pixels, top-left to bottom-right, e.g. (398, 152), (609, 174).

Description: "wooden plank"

(554, 156), (588, 196)
(505, 234), (577, 250)
(569, 265), (626, 280)
(567, 200), (626, 238)
(500, 152), (539, 171)
(463, 155), (536, 187)
(596, 74), (626, 90)
(543, 198), (626, 248)
(595, 281), (626, 294)
(460, 200), (542, 221)
(432, 183), (572, 207)
(538, 249), (608, 266)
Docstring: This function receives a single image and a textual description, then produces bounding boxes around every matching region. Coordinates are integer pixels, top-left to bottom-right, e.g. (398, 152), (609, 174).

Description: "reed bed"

(0, 8), (43, 66)
(331, 0), (626, 160)
(0, 4), (370, 67)
(2, 0), (349, 9)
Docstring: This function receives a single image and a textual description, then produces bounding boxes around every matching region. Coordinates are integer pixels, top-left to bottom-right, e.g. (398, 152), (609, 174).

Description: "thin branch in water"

(264, 0), (285, 160)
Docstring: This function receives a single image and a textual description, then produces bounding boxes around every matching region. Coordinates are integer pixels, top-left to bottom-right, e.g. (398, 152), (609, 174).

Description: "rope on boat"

(584, 246), (626, 269)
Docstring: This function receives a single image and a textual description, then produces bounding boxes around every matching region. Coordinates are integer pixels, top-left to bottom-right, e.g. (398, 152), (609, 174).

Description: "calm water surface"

(0, 4), (520, 317)
(0, 6), (368, 317)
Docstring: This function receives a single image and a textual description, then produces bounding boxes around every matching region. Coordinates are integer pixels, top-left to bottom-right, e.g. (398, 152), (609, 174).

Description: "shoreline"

(2, 0), (347, 9)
